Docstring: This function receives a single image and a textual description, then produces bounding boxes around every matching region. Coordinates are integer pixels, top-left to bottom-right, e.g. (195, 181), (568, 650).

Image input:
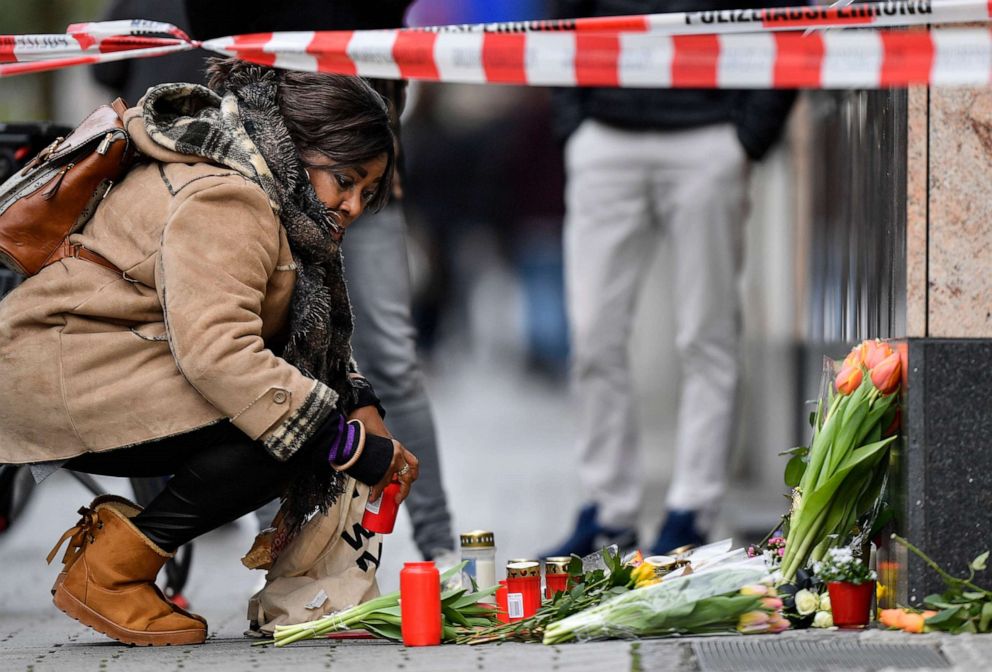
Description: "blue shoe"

(650, 510), (706, 556)
(541, 504), (638, 558)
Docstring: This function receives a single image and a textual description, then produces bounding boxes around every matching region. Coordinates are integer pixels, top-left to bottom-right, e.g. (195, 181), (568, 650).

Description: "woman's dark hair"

(207, 58), (395, 213)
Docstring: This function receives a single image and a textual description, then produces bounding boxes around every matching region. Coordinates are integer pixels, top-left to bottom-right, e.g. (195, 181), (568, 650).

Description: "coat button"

(273, 390), (288, 404)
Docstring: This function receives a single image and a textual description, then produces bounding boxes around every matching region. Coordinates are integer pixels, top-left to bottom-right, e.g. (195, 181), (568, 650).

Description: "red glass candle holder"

(495, 580), (509, 623)
(362, 481), (401, 534)
(506, 562), (541, 622)
(544, 556), (571, 599)
(400, 561), (441, 646)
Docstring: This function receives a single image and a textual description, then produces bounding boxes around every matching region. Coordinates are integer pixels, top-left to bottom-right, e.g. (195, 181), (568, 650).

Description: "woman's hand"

(369, 438), (419, 505)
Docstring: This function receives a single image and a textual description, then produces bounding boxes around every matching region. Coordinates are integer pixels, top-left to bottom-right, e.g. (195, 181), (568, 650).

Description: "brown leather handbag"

(0, 98), (134, 276)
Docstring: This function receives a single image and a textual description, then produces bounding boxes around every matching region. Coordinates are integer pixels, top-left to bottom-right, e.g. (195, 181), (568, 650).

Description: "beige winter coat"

(0, 108), (333, 464)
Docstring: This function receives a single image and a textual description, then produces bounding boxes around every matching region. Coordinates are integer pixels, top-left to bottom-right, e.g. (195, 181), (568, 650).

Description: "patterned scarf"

(141, 68), (355, 522)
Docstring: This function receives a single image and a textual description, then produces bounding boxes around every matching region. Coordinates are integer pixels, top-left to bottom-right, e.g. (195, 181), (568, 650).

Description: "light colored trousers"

(343, 203), (454, 557)
(564, 120), (748, 529)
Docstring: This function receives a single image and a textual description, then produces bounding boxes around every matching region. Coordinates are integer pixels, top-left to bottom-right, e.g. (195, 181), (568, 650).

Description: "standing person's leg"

(343, 203), (454, 559)
(543, 120), (658, 557)
(650, 123), (749, 554)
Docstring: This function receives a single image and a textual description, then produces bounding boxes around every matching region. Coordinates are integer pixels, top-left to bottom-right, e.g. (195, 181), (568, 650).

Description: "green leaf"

(442, 624), (459, 642)
(450, 587), (498, 609)
(785, 454), (807, 488)
(779, 446), (809, 457)
(925, 606), (962, 626)
(441, 588), (467, 607)
(979, 602), (992, 632)
(443, 605), (472, 628)
(923, 598), (959, 610)
(972, 552), (989, 572)
(440, 561), (468, 584)
(363, 621), (402, 641)
(466, 617), (494, 627)
(962, 592), (987, 600)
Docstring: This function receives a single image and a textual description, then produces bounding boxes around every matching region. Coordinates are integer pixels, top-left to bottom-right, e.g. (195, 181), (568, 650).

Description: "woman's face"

(303, 153), (389, 240)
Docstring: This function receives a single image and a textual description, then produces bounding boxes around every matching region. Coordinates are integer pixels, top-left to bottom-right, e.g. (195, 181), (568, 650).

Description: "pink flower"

(737, 610), (770, 634)
(767, 614), (791, 633)
(762, 597), (784, 610)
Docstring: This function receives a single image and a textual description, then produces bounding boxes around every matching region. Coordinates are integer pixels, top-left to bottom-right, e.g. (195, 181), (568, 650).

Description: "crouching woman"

(0, 60), (417, 645)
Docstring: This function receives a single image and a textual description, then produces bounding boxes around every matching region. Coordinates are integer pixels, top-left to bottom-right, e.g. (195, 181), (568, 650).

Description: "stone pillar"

(896, 86), (992, 605)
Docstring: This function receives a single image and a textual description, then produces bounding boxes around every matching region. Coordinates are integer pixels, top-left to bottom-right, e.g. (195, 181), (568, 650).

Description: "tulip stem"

(892, 535), (990, 595)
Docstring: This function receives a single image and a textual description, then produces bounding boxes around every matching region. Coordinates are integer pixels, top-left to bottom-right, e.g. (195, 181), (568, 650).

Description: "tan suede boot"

(48, 495), (207, 646)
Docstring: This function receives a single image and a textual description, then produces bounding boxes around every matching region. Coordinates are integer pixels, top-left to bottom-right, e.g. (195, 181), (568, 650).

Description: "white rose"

(812, 610), (834, 628)
(818, 592), (831, 612)
(795, 589), (819, 615)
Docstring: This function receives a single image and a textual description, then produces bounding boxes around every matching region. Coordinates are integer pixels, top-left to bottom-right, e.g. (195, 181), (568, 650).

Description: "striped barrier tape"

(207, 27), (992, 88)
(1, 2), (991, 88)
(415, 0), (984, 35)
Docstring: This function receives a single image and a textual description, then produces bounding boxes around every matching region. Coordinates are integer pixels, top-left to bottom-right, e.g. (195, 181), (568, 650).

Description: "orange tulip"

(842, 344), (865, 370)
(863, 339), (894, 369)
(870, 352), (901, 395)
(878, 608), (907, 629)
(835, 365), (863, 395)
(900, 612), (926, 633)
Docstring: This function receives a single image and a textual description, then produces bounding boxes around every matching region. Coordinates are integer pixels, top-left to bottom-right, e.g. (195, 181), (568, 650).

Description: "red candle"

(505, 561), (541, 622)
(544, 556), (571, 599)
(400, 561), (441, 646)
(362, 481), (401, 534)
(495, 580), (509, 623)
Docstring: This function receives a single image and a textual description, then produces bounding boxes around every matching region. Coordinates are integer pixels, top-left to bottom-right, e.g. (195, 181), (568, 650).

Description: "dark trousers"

(65, 422), (305, 552)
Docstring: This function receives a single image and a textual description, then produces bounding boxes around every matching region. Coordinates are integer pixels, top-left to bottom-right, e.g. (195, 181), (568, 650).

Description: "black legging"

(64, 422), (310, 552)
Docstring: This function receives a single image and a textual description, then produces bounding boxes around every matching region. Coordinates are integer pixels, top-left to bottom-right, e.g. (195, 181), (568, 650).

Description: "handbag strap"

(43, 239), (121, 274)
(45, 98), (129, 276)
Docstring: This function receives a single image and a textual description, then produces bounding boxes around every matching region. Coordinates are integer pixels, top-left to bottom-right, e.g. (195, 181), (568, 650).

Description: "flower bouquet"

(780, 340), (902, 581)
(542, 556), (787, 643)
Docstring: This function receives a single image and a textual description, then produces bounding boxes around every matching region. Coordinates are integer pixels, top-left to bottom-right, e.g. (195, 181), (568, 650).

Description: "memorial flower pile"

(780, 340), (902, 581)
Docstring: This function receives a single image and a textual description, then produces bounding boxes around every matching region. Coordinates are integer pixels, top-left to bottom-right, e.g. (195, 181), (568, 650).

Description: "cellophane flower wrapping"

(543, 556), (772, 643)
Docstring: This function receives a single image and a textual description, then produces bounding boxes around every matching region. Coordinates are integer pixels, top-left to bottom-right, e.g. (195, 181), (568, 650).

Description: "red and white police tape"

(414, 0), (984, 34)
(3, 1), (992, 88)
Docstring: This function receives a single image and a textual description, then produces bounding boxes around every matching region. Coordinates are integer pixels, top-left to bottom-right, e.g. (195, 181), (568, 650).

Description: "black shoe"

(542, 503), (639, 558)
(650, 509), (706, 556)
